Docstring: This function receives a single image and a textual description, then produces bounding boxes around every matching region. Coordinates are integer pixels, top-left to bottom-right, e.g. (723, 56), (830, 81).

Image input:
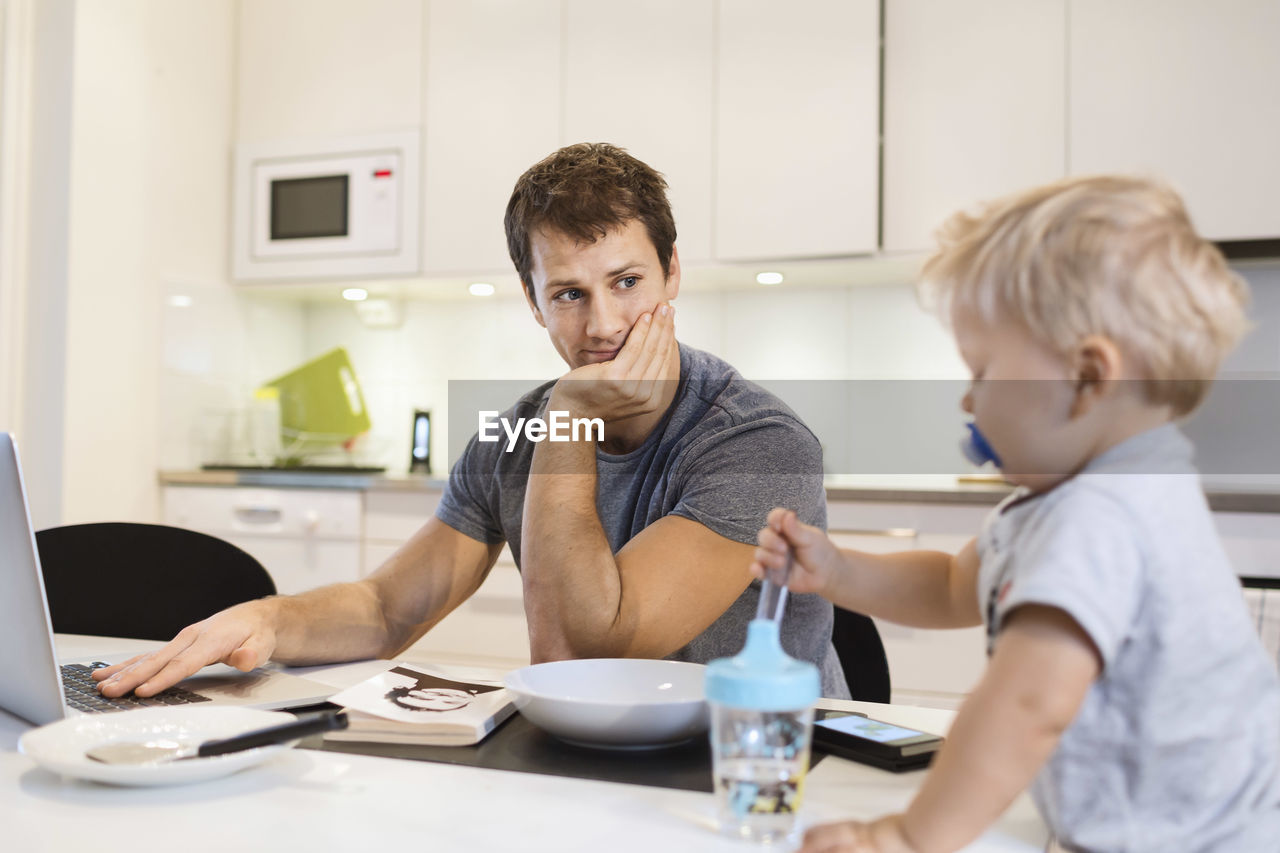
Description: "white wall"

(179, 263), (1280, 482)
(5, 0), (75, 530)
(1223, 263), (1280, 378)
(1184, 262), (1280, 489)
(56, 0), (237, 523)
(258, 280), (966, 477)
(159, 289), (306, 472)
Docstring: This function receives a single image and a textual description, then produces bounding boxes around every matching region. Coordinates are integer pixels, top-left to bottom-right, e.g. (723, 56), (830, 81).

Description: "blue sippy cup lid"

(705, 619), (820, 711)
(960, 422), (1002, 468)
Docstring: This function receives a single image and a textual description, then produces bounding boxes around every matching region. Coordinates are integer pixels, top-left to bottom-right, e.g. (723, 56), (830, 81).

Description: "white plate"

(18, 706), (299, 787)
(504, 659), (708, 749)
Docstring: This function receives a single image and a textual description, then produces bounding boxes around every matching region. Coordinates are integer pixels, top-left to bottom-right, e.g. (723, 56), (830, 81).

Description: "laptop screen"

(0, 433), (70, 725)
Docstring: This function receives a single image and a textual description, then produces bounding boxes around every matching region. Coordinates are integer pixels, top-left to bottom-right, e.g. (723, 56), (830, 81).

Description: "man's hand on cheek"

(553, 303), (677, 423)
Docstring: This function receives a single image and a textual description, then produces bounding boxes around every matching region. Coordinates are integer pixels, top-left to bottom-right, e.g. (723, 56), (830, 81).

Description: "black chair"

(1240, 575), (1280, 591)
(832, 606), (892, 703)
(35, 522), (277, 641)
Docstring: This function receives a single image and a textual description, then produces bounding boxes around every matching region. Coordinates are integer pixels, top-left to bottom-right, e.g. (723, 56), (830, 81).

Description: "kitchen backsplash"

(159, 263), (1280, 484)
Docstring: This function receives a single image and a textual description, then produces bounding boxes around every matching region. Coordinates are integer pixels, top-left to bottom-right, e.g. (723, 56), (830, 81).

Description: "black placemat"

(310, 714), (830, 793)
(312, 714), (716, 792)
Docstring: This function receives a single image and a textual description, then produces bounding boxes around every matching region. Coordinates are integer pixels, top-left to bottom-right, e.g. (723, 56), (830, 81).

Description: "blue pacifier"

(959, 422), (1002, 468)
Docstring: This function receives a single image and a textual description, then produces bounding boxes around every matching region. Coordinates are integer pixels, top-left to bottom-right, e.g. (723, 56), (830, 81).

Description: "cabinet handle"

(233, 505), (284, 525)
(828, 527), (918, 538)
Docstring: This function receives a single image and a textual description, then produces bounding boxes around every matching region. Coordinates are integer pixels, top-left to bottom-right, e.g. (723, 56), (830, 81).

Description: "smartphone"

(812, 710), (944, 772)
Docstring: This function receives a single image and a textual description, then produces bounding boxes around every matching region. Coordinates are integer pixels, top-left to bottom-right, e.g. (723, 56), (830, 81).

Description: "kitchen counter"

(162, 468), (450, 492)
(159, 470), (1280, 513)
(823, 474), (1280, 513)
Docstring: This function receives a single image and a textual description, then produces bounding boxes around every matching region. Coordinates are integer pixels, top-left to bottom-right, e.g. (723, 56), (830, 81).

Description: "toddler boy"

(755, 176), (1280, 852)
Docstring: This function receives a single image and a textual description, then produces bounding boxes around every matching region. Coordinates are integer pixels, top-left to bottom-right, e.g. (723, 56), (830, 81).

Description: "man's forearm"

(265, 579), (397, 665)
(520, 434), (624, 660)
(272, 517), (495, 663)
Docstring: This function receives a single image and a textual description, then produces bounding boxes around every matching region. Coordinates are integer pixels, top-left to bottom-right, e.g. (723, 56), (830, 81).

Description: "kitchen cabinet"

(160, 474), (1280, 698)
(715, 0), (880, 261)
(231, 0), (1280, 278)
(364, 488), (531, 666)
(827, 499), (988, 709)
(830, 497), (1280, 708)
(235, 0), (423, 142)
(420, 0), (560, 275)
(162, 485), (363, 595)
(881, 0), (1066, 253)
(562, 0), (715, 264)
(1068, 0), (1280, 240)
(235, 0), (880, 273)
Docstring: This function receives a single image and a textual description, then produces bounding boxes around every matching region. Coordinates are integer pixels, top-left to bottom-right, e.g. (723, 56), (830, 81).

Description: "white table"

(0, 636), (1048, 852)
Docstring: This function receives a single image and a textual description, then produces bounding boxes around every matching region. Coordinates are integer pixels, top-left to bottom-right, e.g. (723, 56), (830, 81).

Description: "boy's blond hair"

(919, 175), (1249, 416)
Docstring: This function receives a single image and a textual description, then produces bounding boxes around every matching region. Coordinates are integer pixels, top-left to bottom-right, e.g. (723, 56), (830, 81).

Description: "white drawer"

(404, 563), (530, 665)
(364, 489), (443, 541)
(1216, 511), (1280, 580)
(828, 514), (986, 705)
(237, 538), (363, 595)
(829, 529), (919, 554)
(163, 485), (363, 540)
(826, 500), (990, 538)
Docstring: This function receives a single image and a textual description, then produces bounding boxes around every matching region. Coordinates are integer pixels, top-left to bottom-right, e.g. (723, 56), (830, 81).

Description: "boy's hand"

(797, 815), (919, 853)
(749, 507), (842, 597)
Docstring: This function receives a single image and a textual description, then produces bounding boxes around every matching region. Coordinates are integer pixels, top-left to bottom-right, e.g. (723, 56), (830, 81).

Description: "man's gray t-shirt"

(978, 425), (1280, 851)
(437, 343), (850, 698)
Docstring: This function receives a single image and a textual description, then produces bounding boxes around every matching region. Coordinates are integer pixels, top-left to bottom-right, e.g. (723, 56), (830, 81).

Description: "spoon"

(755, 546), (793, 623)
(86, 710), (348, 765)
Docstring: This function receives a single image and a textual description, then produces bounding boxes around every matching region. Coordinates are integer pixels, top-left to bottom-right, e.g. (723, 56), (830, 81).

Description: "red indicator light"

(373, 169), (393, 179)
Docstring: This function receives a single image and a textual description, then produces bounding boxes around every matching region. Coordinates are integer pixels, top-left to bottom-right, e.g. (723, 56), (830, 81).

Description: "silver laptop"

(0, 432), (335, 725)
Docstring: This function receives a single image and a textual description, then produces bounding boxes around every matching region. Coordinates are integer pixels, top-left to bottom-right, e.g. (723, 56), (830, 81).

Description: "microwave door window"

(270, 174), (349, 240)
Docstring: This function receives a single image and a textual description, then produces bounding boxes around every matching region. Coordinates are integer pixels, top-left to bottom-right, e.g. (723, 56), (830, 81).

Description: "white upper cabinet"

(562, 0), (716, 265)
(715, 0), (880, 261)
(1069, 0), (1280, 240)
(234, 0), (1280, 275)
(236, 0), (423, 142)
(421, 0), (561, 276)
(881, 0), (1066, 253)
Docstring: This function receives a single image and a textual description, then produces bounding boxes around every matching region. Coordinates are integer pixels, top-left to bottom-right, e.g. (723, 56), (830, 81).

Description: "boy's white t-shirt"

(978, 424), (1280, 852)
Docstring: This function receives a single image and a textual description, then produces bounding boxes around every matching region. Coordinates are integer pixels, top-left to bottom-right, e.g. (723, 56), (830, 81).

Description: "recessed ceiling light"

(468, 282), (495, 297)
(167, 294), (193, 308)
(756, 271), (784, 285)
(342, 287), (369, 302)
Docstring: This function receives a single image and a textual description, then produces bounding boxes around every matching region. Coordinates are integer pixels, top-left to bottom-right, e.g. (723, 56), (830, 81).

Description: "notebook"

(325, 663), (515, 747)
(0, 432), (335, 726)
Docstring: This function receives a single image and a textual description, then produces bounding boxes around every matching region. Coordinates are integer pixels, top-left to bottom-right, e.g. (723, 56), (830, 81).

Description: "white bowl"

(503, 659), (708, 749)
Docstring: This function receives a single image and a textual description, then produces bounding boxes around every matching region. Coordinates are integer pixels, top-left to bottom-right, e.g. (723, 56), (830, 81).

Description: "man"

(96, 143), (854, 700)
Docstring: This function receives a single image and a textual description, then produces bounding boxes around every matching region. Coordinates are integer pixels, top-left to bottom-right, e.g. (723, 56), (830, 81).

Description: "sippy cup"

(705, 553), (820, 843)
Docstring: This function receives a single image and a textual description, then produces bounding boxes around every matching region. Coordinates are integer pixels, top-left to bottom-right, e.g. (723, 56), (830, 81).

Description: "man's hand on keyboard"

(92, 600), (279, 698)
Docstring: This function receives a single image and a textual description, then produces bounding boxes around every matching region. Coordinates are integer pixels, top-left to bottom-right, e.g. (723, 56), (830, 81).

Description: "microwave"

(232, 130), (420, 281)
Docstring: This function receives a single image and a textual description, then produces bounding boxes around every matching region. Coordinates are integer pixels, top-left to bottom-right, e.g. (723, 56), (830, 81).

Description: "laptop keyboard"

(60, 662), (213, 713)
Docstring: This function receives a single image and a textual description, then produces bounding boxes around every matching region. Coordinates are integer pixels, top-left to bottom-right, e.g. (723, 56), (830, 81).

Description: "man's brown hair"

(505, 142), (677, 303)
